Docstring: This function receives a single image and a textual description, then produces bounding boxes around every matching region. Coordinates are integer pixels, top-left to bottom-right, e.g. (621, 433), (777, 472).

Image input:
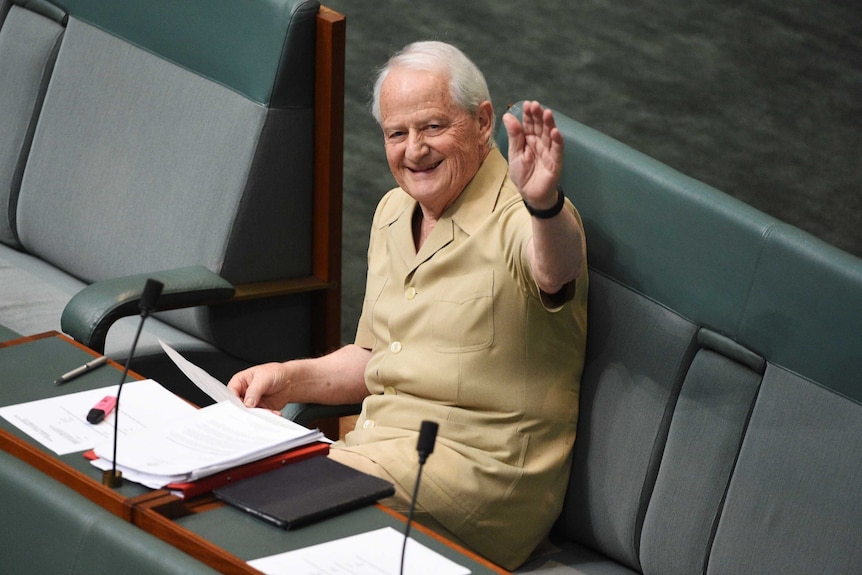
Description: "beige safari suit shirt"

(337, 148), (588, 569)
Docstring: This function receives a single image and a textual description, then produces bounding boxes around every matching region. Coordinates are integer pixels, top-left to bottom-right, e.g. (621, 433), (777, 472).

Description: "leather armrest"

(61, 266), (235, 352)
(281, 402), (361, 428)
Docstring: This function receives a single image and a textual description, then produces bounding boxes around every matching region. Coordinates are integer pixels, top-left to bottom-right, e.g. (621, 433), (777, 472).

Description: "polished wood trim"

(0, 331), (255, 572)
(218, 7), (345, 356)
(376, 505), (512, 574)
(0, 427), (134, 519)
(0, 330), (55, 349)
(9, 331), (143, 377)
(133, 504), (262, 575)
(313, 7), (344, 287)
(230, 276), (334, 300)
(0, 332), (145, 519)
(312, 7), (345, 355)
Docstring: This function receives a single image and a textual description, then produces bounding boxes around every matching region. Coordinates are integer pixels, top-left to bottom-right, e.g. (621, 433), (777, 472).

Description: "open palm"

(502, 100), (564, 207)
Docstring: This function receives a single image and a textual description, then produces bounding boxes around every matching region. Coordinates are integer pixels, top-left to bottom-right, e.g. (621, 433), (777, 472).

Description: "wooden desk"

(0, 332), (508, 574)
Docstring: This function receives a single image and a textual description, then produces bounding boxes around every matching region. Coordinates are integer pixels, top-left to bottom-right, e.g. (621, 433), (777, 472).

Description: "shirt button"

(390, 341), (402, 353)
(362, 419), (375, 430)
(384, 386), (397, 395)
(405, 286), (417, 300)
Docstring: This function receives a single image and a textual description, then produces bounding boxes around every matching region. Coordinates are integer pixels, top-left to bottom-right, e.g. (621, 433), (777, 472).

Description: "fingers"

(227, 368), (261, 408)
(521, 101), (557, 143)
(502, 110), (525, 153)
(505, 102), (564, 195)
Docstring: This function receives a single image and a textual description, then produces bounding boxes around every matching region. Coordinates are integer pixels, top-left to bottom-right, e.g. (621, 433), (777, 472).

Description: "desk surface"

(0, 332), (507, 574)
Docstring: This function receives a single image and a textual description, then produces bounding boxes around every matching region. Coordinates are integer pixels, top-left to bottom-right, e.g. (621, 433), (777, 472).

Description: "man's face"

(379, 66), (492, 217)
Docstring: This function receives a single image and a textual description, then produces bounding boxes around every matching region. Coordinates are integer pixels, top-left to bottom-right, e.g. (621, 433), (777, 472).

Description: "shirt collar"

(448, 148), (508, 236)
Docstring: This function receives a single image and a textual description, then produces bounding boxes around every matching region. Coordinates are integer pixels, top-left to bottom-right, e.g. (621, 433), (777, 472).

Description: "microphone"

(102, 278), (164, 487)
(400, 420), (438, 575)
(416, 420), (438, 464)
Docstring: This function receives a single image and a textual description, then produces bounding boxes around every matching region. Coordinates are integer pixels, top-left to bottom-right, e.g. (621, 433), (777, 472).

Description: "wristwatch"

(524, 185), (565, 219)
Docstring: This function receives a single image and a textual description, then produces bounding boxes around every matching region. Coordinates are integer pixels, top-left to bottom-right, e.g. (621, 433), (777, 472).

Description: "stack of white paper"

(89, 341), (326, 489)
(91, 401), (325, 489)
(0, 339), (326, 489)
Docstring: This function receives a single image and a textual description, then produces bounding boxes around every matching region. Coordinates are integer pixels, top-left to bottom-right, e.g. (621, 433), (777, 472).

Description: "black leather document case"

(213, 455), (396, 529)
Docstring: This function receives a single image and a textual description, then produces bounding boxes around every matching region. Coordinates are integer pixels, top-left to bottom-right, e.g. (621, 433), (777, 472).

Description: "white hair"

(370, 41), (495, 139)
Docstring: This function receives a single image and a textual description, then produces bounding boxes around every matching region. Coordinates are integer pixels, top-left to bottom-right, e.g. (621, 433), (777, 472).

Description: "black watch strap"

(524, 186), (565, 219)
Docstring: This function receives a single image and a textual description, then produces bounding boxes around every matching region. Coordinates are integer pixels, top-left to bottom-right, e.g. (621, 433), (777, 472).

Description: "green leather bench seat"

(0, 0), (334, 405)
(494, 103), (862, 574)
(0, 450), (218, 574)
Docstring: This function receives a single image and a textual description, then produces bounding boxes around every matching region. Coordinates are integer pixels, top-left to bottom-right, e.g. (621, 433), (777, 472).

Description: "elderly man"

(229, 40), (588, 569)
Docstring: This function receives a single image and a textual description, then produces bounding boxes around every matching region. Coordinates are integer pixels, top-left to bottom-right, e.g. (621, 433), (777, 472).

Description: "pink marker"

(86, 396), (117, 424)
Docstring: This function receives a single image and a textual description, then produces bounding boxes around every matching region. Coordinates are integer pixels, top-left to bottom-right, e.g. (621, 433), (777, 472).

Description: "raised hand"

(502, 100), (564, 210)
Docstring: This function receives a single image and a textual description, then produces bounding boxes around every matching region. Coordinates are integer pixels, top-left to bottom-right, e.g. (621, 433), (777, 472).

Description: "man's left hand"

(502, 100), (564, 209)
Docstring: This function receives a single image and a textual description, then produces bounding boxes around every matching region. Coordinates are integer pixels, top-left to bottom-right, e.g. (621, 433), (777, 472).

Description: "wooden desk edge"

(376, 504), (512, 574)
(134, 501), (262, 575)
(0, 331), (145, 519)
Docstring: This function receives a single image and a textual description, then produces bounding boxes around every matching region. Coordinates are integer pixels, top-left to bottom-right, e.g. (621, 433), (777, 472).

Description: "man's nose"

(405, 131), (428, 160)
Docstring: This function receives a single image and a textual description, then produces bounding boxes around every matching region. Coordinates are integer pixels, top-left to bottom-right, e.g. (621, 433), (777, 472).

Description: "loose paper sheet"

(0, 379), (196, 455)
(158, 339), (242, 406)
(248, 527), (471, 575)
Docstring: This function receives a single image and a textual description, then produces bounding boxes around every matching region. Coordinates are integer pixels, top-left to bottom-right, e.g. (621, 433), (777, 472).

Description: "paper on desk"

(82, 342), (326, 488)
(91, 400), (325, 488)
(248, 526), (471, 575)
(0, 379), (196, 455)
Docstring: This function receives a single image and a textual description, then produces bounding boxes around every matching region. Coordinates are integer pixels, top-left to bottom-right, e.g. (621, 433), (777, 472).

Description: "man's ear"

(477, 100), (494, 144)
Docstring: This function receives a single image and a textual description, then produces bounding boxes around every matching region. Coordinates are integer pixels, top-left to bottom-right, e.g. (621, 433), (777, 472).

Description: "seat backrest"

(13, 0), (326, 360)
(0, 449), (219, 574)
(0, 0), (11, 26)
(706, 365), (862, 574)
(498, 104), (776, 570)
(498, 102), (862, 574)
(0, 0), (65, 247)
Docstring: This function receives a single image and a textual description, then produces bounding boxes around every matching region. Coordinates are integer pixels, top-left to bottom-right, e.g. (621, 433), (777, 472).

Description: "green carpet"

(322, 0), (862, 343)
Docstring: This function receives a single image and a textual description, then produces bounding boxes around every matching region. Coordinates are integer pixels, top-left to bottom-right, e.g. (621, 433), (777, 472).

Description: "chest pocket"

(431, 271), (495, 353)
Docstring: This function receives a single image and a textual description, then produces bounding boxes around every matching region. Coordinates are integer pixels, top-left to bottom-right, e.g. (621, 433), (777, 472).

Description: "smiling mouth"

(409, 161), (442, 173)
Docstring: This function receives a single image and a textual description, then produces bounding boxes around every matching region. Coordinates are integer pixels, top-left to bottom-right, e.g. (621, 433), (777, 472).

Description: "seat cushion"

(558, 272), (698, 570)
(516, 539), (641, 574)
(639, 346), (761, 575)
(708, 366), (862, 575)
(0, 245), (214, 358)
(0, 449), (218, 574)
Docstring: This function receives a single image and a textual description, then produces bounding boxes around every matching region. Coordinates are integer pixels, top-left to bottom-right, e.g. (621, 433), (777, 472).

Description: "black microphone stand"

(400, 420), (439, 575)
(102, 278), (164, 487)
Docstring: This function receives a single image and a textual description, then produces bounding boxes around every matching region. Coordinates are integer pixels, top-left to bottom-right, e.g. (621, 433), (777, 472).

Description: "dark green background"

(323, 0), (861, 344)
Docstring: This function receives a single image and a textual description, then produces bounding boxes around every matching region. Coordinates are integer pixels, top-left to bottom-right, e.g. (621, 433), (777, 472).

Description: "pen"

(54, 356), (109, 385)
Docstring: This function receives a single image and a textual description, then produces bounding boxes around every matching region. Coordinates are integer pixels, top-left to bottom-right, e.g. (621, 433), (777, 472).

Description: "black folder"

(213, 455), (395, 529)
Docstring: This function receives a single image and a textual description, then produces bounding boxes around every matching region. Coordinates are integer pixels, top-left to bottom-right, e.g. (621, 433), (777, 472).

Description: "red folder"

(83, 441), (330, 499)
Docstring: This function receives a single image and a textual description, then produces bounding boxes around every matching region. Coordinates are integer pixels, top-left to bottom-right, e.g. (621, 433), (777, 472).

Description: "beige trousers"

(326, 447), (468, 550)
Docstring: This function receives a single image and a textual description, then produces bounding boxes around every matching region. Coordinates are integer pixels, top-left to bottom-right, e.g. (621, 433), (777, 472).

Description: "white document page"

(91, 400), (324, 488)
(0, 379), (196, 455)
(248, 527), (471, 575)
